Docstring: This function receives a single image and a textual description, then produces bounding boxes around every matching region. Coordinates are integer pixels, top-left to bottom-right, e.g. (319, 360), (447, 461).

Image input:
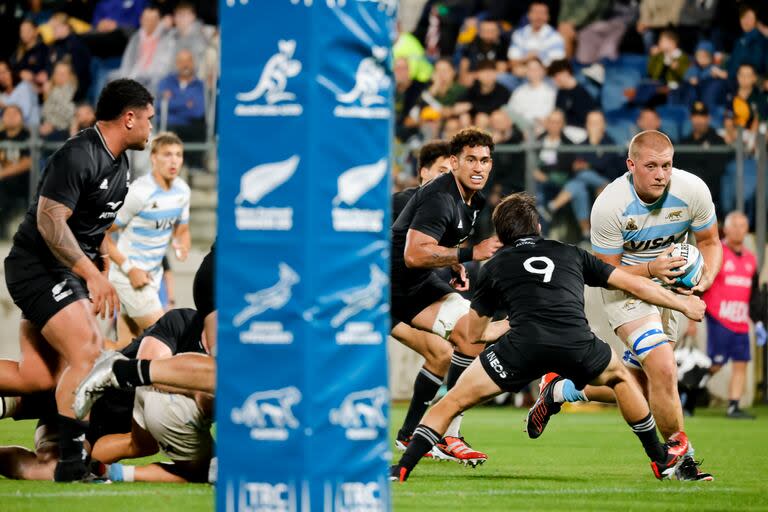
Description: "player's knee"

(645, 356), (678, 386)
(71, 333), (103, 368)
(428, 344), (452, 374)
(432, 294), (470, 340)
(625, 322), (669, 362)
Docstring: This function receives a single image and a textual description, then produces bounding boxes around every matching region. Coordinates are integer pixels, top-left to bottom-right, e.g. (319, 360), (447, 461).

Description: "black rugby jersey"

(392, 186), (417, 224)
(12, 126), (130, 268)
(391, 172), (485, 293)
(121, 308), (206, 358)
(472, 236), (615, 345)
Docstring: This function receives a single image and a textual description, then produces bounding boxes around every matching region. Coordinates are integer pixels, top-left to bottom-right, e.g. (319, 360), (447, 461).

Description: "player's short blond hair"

(628, 130), (673, 161)
(150, 131), (184, 154)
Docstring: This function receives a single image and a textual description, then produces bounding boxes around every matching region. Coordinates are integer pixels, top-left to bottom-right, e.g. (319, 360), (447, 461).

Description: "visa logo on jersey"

(626, 235), (677, 252)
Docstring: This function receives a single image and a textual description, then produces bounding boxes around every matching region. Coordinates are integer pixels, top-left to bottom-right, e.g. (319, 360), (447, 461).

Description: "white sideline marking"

(0, 488), (212, 498)
(397, 487), (737, 497)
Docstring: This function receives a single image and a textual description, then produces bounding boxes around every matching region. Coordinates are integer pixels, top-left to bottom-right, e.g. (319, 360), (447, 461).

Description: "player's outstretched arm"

(606, 268), (706, 321)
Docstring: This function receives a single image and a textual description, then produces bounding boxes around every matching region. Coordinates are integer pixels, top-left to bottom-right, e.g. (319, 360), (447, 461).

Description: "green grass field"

(1, 404), (766, 511)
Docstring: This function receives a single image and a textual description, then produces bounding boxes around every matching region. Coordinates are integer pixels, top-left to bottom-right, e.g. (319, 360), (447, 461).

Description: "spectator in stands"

(635, 107), (662, 134)
(394, 57), (425, 141)
(549, 58), (598, 135)
(488, 109), (526, 194)
(676, 0), (719, 53)
(534, 110), (575, 230)
(157, 49), (205, 167)
(112, 5), (174, 93)
(557, 0), (611, 58)
(677, 102), (726, 212)
(508, 1), (565, 77)
(10, 20), (48, 89)
(458, 19), (507, 87)
(38, 61), (77, 139)
(647, 29), (689, 87)
(69, 102), (97, 136)
(420, 58), (465, 119)
(541, 109), (608, 243)
(441, 116), (461, 140)
(0, 61), (39, 126)
(727, 4), (768, 83)
(574, 110), (623, 179)
(636, 0), (684, 52)
(453, 60), (511, 124)
(507, 57), (556, 132)
(81, 0), (146, 58)
(168, 2), (210, 75)
(0, 104), (32, 237)
(47, 13), (91, 101)
(571, 1), (636, 68)
(684, 40), (726, 86)
(723, 63), (768, 151)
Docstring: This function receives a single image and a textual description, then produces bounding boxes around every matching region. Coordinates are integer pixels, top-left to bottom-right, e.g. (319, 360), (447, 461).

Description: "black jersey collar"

(94, 124), (116, 161)
(512, 234), (542, 247)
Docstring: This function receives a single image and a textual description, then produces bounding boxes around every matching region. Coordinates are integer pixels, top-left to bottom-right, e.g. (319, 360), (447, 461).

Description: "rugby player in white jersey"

(527, 130), (722, 481)
(106, 132), (191, 339)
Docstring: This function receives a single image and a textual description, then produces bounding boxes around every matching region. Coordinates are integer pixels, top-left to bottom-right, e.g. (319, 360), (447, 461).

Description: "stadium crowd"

(0, 0), (218, 237)
(393, 0), (768, 240)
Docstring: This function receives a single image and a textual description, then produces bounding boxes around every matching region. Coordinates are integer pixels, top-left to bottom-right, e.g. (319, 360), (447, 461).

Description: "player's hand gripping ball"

(670, 243), (704, 289)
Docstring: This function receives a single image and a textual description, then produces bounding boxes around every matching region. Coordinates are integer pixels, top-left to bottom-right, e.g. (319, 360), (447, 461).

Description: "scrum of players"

(0, 77), (719, 484)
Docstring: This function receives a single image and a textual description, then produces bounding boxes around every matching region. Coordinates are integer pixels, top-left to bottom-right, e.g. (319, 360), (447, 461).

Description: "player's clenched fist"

(681, 295), (706, 321)
(473, 236), (502, 261)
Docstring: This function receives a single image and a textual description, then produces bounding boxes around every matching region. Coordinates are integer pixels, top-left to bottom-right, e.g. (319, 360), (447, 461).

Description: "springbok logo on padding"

(234, 263), (300, 345)
(235, 155), (299, 231)
(235, 40), (303, 117)
(331, 159), (387, 232)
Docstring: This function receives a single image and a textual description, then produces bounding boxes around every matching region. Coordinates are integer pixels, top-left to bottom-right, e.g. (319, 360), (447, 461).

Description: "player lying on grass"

(391, 193), (706, 482)
(0, 309), (214, 483)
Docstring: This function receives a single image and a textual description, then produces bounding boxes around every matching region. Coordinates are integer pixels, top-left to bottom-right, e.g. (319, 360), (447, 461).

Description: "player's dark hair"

(547, 58), (572, 76)
(449, 127), (494, 156)
(96, 78), (154, 121)
(417, 140), (451, 178)
(493, 192), (540, 244)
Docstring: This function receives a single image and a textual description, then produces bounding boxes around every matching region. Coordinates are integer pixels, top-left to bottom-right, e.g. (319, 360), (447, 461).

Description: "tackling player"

(527, 130), (721, 481)
(390, 128), (506, 465)
(105, 131), (191, 341)
(3, 79), (154, 481)
(390, 192), (707, 482)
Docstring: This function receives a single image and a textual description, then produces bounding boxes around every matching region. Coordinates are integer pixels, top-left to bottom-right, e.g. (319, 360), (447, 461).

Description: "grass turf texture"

(0, 404), (765, 511)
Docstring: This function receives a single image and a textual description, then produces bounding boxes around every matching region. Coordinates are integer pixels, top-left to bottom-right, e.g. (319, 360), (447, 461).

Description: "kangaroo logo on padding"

(235, 40), (303, 117)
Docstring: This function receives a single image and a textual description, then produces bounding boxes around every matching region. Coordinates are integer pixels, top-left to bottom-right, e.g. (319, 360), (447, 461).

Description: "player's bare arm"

(172, 223), (191, 261)
(594, 246), (686, 284)
(404, 229), (501, 269)
(105, 223), (151, 290)
(607, 268), (706, 321)
(38, 196), (119, 318)
(691, 223), (722, 293)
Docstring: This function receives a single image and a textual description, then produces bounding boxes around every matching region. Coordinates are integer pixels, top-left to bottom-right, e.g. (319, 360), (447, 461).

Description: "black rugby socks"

(113, 359), (152, 388)
(54, 414), (89, 481)
(398, 367), (444, 440)
(399, 424), (441, 472)
(446, 352), (473, 390)
(629, 413), (666, 462)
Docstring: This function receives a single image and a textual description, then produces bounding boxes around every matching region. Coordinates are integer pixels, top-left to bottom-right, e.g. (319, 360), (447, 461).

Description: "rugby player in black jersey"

(390, 193), (707, 482)
(390, 128), (506, 465)
(3, 79), (154, 481)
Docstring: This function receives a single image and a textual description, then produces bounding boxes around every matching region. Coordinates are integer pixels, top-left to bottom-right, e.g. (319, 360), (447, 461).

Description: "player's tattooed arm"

(37, 196), (88, 269)
(404, 229), (459, 268)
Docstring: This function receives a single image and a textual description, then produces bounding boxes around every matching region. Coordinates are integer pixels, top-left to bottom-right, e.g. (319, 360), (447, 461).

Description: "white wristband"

(120, 260), (135, 274)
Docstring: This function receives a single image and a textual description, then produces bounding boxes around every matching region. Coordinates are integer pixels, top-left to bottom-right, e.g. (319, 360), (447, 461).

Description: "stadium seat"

(609, 54), (648, 76)
(601, 68), (641, 112)
(657, 105), (689, 142)
(604, 107), (638, 144)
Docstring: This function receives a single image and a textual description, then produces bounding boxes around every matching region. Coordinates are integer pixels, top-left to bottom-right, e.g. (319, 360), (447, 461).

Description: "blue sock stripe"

(562, 379), (587, 402)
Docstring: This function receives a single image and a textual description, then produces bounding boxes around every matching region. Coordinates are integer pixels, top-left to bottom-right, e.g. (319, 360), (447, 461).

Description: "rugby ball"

(670, 243), (703, 289)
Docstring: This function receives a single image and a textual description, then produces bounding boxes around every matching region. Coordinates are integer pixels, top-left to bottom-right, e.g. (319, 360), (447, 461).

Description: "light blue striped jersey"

(591, 168), (716, 266)
(109, 173), (190, 285)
